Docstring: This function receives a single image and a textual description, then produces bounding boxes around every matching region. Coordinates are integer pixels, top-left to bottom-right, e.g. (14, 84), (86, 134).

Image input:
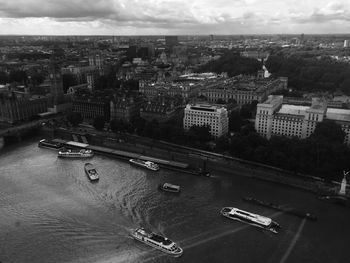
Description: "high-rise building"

(183, 104), (228, 138)
(344, 40), (350, 48)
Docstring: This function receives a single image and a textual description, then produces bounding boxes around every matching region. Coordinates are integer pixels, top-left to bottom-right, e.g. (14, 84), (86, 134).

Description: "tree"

(93, 116), (105, 131)
(229, 111), (244, 132)
(66, 112), (83, 127)
(110, 118), (132, 133)
(62, 74), (77, 93)
(187, 125), (212, 143)
(311, 120), (345, 144)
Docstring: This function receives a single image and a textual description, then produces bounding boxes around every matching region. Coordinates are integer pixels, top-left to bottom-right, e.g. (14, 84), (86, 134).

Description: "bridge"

(0, 115), (64, 138)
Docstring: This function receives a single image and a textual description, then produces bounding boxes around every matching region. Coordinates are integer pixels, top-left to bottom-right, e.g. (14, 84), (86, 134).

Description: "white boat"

(220, 207), (280, 234)
(131, 228), (183, 257)
(159, 183), (180, 193)
(38, 139), (63, 149)
(129, 159), (159, 171)
(58, 148), (94, 158)
(84, 163), (99, 181)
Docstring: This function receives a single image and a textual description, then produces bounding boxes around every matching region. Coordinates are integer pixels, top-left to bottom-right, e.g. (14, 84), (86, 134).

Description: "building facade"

(110, 96), (142, 122)
(183, 104), (228, 138)
(0, 95), (48, 124)
(255, 95), (350, 145)
(72, 96), (110, 122)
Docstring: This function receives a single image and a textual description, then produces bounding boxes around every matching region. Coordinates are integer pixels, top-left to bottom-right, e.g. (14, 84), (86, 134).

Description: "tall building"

(89, 53), (104, 75)
(183, 104), (228, 138)
(255, 95), (350, 145)
(344, 40), (350, 48)
(165, 36), (178, 51)
(49, 53), (64, 105)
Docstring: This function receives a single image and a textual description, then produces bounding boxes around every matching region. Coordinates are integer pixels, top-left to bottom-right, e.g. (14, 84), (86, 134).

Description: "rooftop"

(278, 104), (309, 116)
(326, 108), (350, 122)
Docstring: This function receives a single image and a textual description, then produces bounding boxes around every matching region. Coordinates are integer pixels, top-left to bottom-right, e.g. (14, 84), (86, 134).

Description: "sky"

(0, 0), (350, 35)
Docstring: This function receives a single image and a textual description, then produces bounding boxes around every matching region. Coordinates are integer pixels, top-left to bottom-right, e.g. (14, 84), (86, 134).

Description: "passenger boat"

(58, 148), (94, 158)
(131, 228), (183, 257)
(38, 139), (63, 149)
(129, 159), (159, 171)
(159, 183), (180, 193)
(84, 163), (99, 181)
(220, 207), (280, 234)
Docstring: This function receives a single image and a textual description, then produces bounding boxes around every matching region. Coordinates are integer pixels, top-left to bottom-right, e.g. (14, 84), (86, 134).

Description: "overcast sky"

(0, 0), (349, 35)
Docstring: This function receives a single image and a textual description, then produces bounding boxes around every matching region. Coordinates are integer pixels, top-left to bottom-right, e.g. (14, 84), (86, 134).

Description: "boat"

(318, 195), (348, 206)
(131, 228), (183, 257)
(220, 207), (281, 234)
(243, 196), (317, 221)
(129, 159), (159, 171)
(195, 168), (210, 177)
(159, 183), (180, 193)
(38, 139), (63, 149)
(58, 148), (94, 158)
(84, 163), (99, 181)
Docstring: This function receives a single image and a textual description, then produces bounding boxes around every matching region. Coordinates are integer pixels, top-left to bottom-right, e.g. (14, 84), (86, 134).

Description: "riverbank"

(47, 127), (346, 196)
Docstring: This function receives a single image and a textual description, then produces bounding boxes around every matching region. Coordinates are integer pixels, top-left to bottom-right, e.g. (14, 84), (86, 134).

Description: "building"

(183, 104), (228, 138)
(140, 97), (182, 123)
(255, 95), (350, 145)
(72, 96), (110, 122)
(344, 40), (350, 48)
(0, 94), (48, 124)
(110, 96), (142, 122)
(201, 75), (288, 105)
(165, 36), (178, 50)
(139, 81), (200, 100)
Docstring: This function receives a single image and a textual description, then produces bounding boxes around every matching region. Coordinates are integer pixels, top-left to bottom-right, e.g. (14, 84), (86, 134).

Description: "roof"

(278, 104), (309, 116)
(326, 108), (350, 122)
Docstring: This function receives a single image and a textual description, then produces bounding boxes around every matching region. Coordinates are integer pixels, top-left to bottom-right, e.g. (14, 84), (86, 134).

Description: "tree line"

(265, 53), (350, 95)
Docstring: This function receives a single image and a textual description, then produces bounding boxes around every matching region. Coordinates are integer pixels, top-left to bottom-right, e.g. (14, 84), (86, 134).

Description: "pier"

(52, 139), (189, 169)
(243, 196), (317, 221)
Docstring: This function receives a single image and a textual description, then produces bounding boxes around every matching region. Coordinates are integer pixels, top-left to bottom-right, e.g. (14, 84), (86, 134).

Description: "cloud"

(294, 1), (350, 23)
(0, 0), (349, 34)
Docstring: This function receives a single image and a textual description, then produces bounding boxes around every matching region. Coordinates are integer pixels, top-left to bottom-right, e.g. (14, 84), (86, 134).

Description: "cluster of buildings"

(255, 95), (350, 145)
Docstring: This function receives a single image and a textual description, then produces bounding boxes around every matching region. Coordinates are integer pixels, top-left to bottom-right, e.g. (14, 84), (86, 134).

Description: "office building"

(183, 104), (228, 138)
(255, 95), (350, 145)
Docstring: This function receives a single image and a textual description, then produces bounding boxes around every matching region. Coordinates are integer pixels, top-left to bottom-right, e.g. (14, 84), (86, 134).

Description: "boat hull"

(221, 208), (280, 234)
(131, 232), (183, 257)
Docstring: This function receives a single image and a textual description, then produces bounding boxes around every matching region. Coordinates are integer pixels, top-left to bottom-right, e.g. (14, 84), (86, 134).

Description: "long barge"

(243, 196), (317, 221)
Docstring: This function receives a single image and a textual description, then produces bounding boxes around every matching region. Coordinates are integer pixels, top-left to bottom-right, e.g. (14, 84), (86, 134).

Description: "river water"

(0, 139), (349, 263)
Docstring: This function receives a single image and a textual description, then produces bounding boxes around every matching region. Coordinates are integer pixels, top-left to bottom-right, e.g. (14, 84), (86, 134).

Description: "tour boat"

(84, 163), (99, 181)
(131, 228), (183, 257)
(159, 183), (181, 193)
(58, 148), (94, 158)
(38, 139), (63, 149)
(129, 159), (160, 171)
(220, 207), (280, 234)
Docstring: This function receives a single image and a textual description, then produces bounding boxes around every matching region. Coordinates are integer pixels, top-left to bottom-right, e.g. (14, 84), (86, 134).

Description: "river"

(0, 139), (349, 263)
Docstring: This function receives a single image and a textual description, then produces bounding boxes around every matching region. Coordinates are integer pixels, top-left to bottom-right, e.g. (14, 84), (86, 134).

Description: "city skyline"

(0, 0), (350, 35)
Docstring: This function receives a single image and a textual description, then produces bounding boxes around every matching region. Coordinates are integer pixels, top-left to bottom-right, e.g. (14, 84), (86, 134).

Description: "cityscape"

(1, 1), (350, 263)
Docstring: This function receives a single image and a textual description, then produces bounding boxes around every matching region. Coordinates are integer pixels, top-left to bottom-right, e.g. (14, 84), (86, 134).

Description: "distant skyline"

(0, 0), (350, 35)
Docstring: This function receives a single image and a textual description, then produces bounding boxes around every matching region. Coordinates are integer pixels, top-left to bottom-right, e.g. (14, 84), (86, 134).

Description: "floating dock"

(52, 139), (189, 169)
(243, 196), (317, 221)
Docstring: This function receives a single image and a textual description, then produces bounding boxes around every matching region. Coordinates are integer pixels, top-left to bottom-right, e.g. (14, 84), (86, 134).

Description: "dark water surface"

(0, 140), (349, 263)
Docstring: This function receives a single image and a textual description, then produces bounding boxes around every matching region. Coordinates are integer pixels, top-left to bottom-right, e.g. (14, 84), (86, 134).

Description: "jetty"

(243, 196), (317, 221)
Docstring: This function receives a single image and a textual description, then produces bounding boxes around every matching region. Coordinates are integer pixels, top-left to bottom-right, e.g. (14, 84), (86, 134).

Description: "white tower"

(339, 171), (348, 195)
